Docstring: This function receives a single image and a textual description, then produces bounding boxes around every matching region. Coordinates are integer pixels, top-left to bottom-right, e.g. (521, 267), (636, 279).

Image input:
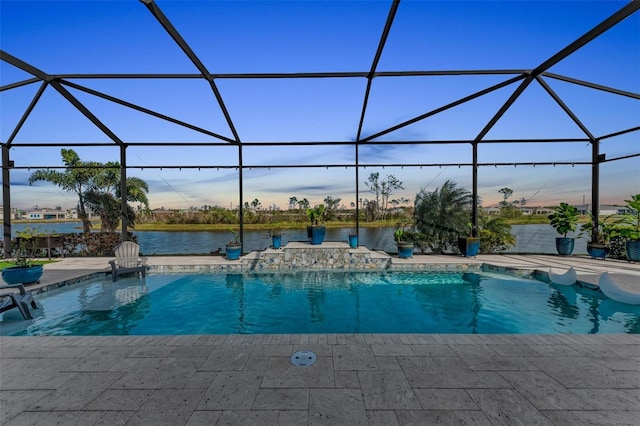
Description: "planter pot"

(458, 237), (480, 257)
(225, 244), (242, 260)
(626, 240), (640, 262)
(555, 237), (575, 256)
(348, 234), (358, 249)
(307, 226), (326, 245)
(586, 242), (608, 260)
(397, 242), (414, 259)
(1, 265), (44, 285)
(272, 235), (282, 250)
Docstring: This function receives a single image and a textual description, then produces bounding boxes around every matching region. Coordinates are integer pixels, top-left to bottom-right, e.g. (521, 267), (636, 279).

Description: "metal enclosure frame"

(1, 0), (639, 253)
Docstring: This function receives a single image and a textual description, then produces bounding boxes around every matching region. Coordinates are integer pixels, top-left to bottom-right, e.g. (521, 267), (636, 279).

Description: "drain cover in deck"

(290, 350), (317, 367)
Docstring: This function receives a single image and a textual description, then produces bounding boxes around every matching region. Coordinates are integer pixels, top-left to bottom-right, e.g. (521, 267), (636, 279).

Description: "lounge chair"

(108, 241), (147, 282)
(0, 284), (38, 320)
(598, 272), (640, 305)
(548, 267), (577, 286)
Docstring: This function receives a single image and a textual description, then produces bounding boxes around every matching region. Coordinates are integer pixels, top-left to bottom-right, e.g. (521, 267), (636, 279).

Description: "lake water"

(10, 223), (584, 255)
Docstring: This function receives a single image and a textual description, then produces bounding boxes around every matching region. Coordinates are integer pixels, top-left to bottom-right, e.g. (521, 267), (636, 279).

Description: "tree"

(413, 180), (473, 254)
(380, 174), (404, 219)
(478, 214), (516, 253)
(288, 196), (298, 210)
(364, 172), (404, 220)
(498, 187), (513, 207)
(498, 187), (522, 218)
(297, 198), (310, 211)
(28, 149), (102, 233)
(323, 196), (342, 221)
(84, 161), (149, 232)
(365, 172), (382, 219)
(29, 150), (149, 234)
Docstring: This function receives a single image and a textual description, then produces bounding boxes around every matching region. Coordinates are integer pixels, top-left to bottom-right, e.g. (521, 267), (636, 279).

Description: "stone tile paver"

(111, 357), (203, 389)
(198, 371), (262, 410)
(261, 356), (335, 388)
(126, 389), (206, 425)
(31, 371), (123, 411)
(185, 411), (222, 426)
(467, 388), (555, 425)
(252, 388), (309, 410)
(84, 389), (156, 411)
(366, 410), (400, 425)
(413, 388), (478, 410)
(498, 371), (591, 410)
(309, 388), (368, 425)
(358, 370), (420, 410)
(1, 334), (639, 425)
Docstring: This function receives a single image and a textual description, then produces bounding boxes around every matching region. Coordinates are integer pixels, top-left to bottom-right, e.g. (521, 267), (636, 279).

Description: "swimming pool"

(2, 270), (639, 335)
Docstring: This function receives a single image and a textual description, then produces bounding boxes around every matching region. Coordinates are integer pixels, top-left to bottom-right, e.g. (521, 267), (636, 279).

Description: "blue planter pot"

(626, 240), (640, 262)
(225, 244), (242, 260)
(458, 237), (480, 257)
(272, 235), (282, 249)
(397, 242), (414, 259)
(586, 243), (608, 260)
(307, 226), (326, 245)
(348, 234), (358, 249)
(555, 237), (575, 256)
(1, 265), (44, 285)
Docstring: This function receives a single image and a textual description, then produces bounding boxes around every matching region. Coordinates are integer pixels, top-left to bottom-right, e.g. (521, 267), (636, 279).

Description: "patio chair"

(0, 284), (38, 320)
(108, 241), (147, 282)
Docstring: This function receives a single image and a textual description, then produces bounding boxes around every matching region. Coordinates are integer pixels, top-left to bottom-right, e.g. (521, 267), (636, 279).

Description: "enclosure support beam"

(238, 145), (244, 250)
(592, 141), (601, 240)
(472, 143), (478, 238)
(2, 145), (12, 255)
(120, 145), (129, 241)
(355, 0), (400, 236)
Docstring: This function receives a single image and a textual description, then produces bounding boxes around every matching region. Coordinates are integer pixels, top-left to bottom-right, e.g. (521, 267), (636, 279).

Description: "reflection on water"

(5, 271), (639, 336)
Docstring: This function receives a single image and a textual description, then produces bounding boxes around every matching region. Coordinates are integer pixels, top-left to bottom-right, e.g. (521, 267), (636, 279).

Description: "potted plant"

(615, 194), (640, 262)
(457, 223), (480, 257)
(306, 204), (326, 245)
(225, 228), (242, 260)
(348, 229), (358, 249)
(265, 228), (284, 250)
(1, 240), (44, 285)
(548, 202), (579, 256)
(579, 212), (615, 259)
(394, 223), (415, 259)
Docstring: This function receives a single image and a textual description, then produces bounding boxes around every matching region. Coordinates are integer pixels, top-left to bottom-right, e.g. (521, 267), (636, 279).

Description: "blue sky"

(1, 0), (638, 211)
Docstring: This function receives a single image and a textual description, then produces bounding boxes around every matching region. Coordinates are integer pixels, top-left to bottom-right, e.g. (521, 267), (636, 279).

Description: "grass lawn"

(0, 260), (54, 270)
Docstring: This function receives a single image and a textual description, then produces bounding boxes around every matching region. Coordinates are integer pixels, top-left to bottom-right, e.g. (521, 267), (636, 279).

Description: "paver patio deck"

(1, 252), (639, 425)
(2, 333), (639, 425)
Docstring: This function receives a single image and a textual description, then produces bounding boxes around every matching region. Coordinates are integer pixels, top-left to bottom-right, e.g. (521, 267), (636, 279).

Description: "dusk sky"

(1, 0), (638, 212)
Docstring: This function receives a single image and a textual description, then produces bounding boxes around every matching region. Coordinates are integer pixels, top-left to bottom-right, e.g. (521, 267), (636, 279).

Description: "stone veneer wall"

(245, 243), (389, 271)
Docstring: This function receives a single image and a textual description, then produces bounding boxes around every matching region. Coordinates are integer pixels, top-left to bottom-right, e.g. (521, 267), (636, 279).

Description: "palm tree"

(84, 161), (149, 232)
(413, 180), (472, 254)
(478, 214), (516, 253)
(28, 149), (101, 233)
(28, 150), (149, 233)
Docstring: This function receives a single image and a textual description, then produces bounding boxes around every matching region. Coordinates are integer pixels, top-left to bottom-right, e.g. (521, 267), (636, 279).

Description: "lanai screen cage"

(1, 0), (639, 253)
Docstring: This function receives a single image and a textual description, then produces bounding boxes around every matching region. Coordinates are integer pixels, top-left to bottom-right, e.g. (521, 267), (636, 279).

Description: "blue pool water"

(2, 271), (639, 335)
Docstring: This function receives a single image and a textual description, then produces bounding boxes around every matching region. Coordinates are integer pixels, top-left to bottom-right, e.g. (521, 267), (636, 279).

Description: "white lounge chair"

(598, 272), (640, 305)
(0, 284), (37, 320)
(108, 241), (147, 282)
(548, 267), (577, 286)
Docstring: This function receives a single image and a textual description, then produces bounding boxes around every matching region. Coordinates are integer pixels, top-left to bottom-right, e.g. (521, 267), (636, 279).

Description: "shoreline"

(11, 217), (565, 232)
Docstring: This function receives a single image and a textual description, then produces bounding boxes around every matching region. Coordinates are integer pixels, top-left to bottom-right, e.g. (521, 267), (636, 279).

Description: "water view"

(10, 222), (585, 255)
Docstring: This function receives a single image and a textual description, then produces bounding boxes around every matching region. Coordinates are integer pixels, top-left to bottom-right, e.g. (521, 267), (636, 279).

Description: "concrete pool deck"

(1, 251), (639, 425)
